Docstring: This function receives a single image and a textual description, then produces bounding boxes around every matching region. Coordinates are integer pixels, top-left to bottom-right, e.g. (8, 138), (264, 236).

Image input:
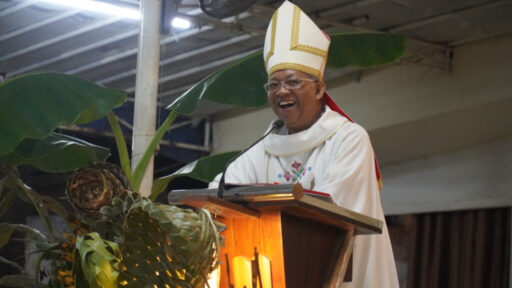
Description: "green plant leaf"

(0, 72), (126, 156)
(150, 151), (239, 201)
(0, 132), (110, 173)
(327, 32), (405, 68)
(0, 255), (24, 271)
(167, 33), (404, 114)
(4, 176), (56, 241)
(0, 274), (38, 287)
(0, 225), (14, 250)
(132, 110), (179, 193)
(167, 50), (268, 114)
(0, 223), (50, 251)
(0, 191), (17, 218)
(106, 112), (132, 185)
(0, 175), (6, 198)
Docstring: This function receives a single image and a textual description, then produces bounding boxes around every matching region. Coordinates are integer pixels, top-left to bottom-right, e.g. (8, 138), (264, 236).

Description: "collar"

(263, 106), (347, 156)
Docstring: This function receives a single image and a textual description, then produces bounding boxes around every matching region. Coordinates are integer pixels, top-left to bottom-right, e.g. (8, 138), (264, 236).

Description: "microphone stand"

(217, 119), (284, 199)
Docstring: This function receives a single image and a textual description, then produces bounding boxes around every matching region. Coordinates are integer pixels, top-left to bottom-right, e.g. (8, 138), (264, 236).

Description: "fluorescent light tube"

(42, 0), (140, 19)
(171, 17), (191, 29)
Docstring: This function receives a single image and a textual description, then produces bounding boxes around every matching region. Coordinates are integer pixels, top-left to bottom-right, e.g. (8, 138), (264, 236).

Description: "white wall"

(381, 136), (512, 215)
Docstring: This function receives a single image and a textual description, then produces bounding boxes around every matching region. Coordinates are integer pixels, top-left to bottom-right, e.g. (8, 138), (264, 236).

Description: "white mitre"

(263, 1), (331, 80)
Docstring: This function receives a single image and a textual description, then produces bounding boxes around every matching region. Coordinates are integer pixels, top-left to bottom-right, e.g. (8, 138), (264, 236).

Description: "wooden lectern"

(169, 184), (382, 288)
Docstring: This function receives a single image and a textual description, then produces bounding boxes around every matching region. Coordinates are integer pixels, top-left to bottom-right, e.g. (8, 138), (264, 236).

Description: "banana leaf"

(0, 175), (5, 198)
(0, 274), (39, 287)
(0, 191), (17, 218)
(4, 175), (57, 240)
(0, 132), (110, 173)
(0, 223), (50, 251)
(168, 32), (404, 114)
(0, 175), (8, 214)
(327, 32), (404, 68)
(151, 151), (239, 200)
(167, 51), (268, 114)
(0, 255), (24, 271)
(0, 72), (126, 156)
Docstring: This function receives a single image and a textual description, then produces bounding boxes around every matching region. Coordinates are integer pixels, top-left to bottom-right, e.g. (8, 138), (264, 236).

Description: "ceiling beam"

(449, 30), (512, 46)
(9, 8), (207, 77)
(8, 28), (139, 77)
(317, 0), (385, 16)
(124, 48), (259, 94)
(0, 9), (79, 42)
(98, 33), (256, 85)
(65, 25), (214, 75)
(0, 16), (121, 63)
(64, 11), (254, 76)
(175, 12), (265, 35)
(250, 3), (453, 72)
(252, 3), (448, 52)
(388, 0), (512, 33)
(0, 0), (40, 18)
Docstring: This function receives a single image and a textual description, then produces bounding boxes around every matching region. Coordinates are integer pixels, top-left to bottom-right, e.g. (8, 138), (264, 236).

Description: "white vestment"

(210, 106), (399, 288)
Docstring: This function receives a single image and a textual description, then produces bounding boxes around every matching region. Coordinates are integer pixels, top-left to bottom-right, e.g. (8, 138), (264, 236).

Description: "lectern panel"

(219, 209), (287, 288)
(281, 213), (348, 287)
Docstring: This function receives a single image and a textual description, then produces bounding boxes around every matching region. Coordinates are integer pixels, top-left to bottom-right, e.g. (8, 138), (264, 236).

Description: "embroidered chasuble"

(210, 106), (399, 287)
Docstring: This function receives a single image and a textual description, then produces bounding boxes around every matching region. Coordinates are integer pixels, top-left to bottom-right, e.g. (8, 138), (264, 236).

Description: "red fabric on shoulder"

(324, 92), (383, 189)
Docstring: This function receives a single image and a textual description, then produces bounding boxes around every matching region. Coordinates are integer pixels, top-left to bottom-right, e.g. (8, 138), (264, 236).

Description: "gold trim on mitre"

(269, 62), (322, 79)
(290, 5), (328, 59)
(264, 12), (278, 69)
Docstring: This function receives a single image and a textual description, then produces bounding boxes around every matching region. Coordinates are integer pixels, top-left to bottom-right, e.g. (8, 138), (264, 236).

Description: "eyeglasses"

(263, 78), (317, 94)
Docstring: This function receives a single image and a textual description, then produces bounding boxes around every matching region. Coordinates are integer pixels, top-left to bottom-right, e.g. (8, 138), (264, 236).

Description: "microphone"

(217, 119), (284, 199)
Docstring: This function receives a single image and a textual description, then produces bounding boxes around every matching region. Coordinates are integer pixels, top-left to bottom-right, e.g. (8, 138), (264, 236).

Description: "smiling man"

(210, 1), (399, 287)
(265, 69), (325, 134)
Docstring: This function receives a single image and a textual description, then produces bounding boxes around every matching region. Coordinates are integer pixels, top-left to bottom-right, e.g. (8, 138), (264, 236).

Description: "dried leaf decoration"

(74, 232), (121, 288)
(67, 164), (129, 216)
(118, 200), (220, 288)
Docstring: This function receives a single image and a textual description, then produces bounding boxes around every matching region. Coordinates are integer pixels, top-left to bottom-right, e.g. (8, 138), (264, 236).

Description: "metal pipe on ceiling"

(116, 115), (134, 130)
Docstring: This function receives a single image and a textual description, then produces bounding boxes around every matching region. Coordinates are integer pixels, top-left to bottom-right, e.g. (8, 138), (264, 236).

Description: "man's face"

(267, 69), (325, 134)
